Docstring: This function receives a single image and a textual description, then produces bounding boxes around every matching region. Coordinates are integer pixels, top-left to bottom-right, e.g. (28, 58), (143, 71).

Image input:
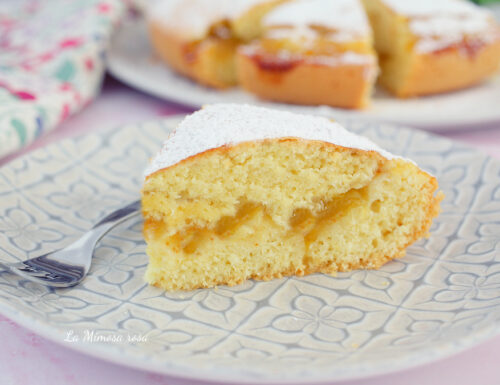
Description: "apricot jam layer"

(144, 186), (374, 256)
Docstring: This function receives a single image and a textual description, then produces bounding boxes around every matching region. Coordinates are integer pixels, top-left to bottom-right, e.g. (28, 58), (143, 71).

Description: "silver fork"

(4, 200), (141, 288)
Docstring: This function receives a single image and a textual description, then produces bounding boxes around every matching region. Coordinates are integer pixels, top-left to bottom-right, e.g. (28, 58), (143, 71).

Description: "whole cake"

(363, 0), (500, 97)
(147, 0), (500, 106)
(141, 104), (443, 291)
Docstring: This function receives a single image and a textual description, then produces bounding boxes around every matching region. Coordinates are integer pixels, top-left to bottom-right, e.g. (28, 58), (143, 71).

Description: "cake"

(147, 0), (378, 108)
(148, 0), (500, 105)
(141, 104), (443, 291)
(236, 0), (377, 108)
(363, 0), (500, 97)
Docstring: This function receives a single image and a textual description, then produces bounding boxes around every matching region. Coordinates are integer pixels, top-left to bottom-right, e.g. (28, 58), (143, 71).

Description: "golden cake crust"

(388, 39), (500, 98)
(237, 49), (375, 108)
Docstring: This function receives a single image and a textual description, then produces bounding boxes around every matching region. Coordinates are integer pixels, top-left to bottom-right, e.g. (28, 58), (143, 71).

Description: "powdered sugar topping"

(144, 104), (402, 177)
(381, 0), (499, 53)
(147, 0), (269, 39)
(264, 0), (370, 40)
(381, 0), (489, 17)
(148, 0), (373, 41)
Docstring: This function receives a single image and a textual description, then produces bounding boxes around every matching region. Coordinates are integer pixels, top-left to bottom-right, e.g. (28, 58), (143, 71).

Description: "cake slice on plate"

(363, 0), (500, 97)
(141, 104), (442, 291)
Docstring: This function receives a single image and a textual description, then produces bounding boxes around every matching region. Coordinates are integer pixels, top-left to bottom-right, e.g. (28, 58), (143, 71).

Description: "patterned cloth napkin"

(0, 0), (123, 158)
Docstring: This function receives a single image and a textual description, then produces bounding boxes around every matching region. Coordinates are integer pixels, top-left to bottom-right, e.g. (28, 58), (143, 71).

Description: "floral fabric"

(0, 0), (123, 158)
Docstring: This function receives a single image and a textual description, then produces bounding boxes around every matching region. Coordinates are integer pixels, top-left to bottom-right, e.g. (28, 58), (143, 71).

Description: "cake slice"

(363, 0), (500, 97)
(148, 0), (282, 88)
(141, 104), (442, 291)
(237, 0), (378, 108)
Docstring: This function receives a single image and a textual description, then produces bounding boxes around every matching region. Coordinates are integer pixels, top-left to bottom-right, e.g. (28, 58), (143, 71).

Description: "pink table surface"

(1, 76), (500, 385)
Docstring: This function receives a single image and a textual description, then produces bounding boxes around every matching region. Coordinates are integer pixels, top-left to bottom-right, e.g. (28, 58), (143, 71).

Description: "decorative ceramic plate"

(107, 14), (500, 132)
(0, 116), (500, 384)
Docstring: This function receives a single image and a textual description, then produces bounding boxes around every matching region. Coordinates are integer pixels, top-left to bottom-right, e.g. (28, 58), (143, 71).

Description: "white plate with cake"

(0, 109), (499, 383)
(108, 0), (500, 131)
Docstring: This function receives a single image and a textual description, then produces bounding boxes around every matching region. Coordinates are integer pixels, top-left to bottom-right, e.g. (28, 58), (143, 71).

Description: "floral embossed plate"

(0, 116), (499, 383)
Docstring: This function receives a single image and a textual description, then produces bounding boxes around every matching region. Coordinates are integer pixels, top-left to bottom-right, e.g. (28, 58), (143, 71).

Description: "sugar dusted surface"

(380, 0), (499, 52)
(144, 104), (400, 177)
(381, 0), (489, 17)
(147, 0), (269, 39)
(263, 0), (370, 37)
(148, 0), (372, 41)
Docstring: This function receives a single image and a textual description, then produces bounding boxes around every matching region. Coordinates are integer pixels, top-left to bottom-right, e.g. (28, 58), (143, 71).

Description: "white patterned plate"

(0, 116), (500, 383)
(107, 13), (500, 132)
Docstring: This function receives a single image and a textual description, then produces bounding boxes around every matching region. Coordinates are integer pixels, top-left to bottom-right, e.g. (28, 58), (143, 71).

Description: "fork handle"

(94, 200), (141, 229)
(62, 200), (142, 254)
